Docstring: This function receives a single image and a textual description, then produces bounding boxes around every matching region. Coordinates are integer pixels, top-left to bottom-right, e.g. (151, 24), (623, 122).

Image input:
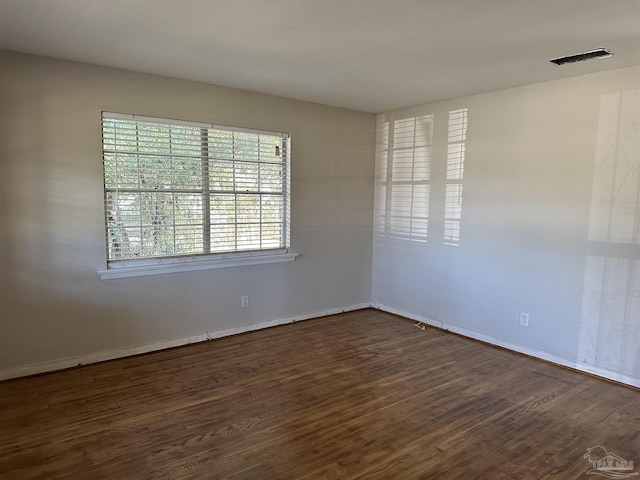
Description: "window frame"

(98, 112), (296, 279)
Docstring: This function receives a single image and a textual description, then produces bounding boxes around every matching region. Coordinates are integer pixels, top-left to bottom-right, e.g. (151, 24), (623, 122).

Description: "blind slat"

(102, 112), (290, 263)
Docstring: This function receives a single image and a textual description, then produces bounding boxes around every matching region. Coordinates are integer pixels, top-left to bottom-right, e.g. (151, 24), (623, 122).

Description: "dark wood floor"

(1, 309), (639, 479)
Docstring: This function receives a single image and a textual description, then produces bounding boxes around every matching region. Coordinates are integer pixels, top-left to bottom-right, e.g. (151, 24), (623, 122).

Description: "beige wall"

(0, 50), (375, 372)
(372, 66), (640, 385)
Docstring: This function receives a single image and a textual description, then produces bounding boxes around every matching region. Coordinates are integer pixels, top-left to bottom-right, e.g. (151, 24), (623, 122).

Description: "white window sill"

(98, 252), (298, 280)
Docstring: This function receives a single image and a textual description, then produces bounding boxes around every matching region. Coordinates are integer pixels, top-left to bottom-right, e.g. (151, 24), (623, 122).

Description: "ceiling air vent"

(550, 48), (613, 66)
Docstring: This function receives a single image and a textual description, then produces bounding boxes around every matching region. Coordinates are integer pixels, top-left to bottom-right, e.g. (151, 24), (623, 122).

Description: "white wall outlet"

(519, 312), (529, 327)
(241, 295), (250, 309)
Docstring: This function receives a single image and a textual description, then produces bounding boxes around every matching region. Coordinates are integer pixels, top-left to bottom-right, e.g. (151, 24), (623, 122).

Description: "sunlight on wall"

(579, 89), (640, 378)
(374, 114), (433, 242)
(587, 90), (640, 245)
(444, 109), (467, 246)
(374, 109), (468, 247)
(580, 256), (640, 375)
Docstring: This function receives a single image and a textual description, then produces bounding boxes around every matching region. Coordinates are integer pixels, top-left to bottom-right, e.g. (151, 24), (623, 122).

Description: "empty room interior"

(1, 1), (640, 478)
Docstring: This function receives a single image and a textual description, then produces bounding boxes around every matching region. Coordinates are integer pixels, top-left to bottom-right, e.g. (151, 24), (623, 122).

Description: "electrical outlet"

(241, 295), (250, 309)
(519, 312), (529, 327)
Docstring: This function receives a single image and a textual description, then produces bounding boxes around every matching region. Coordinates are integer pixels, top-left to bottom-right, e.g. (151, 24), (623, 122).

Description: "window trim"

(99, 112), (294, 278)
(98, 251), (298, 280)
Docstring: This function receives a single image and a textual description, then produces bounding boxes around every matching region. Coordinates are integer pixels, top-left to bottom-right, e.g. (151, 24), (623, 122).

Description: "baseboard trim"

(372, 303), (640, 389)
(6, 302), (637, 389)
(0, 302), (371, 381)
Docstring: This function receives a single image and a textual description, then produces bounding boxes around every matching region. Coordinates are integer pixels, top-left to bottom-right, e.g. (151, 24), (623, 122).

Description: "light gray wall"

(2, 48), (638, 385)
(0, 50), (375, 371)
(372, 66), (640, 383)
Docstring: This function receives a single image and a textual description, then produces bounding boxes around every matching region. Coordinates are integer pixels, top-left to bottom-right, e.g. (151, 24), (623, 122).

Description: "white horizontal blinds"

(388, 114), (433, 242)
(102, 117), (205, 260)
(102, 113), (289, 263)
(207, 129), (287, 252)
(280, 137), (291, 250)
(444, 108), (468, 246)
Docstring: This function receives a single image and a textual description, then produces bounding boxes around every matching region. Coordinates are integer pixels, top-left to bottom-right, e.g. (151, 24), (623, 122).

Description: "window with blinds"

(101, 112), (290, 266)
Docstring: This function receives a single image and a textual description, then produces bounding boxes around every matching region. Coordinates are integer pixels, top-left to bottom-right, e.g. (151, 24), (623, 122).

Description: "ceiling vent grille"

(550, 48), (613, 66)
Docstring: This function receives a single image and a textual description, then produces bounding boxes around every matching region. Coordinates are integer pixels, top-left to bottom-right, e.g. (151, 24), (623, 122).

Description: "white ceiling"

(1, 0), (639, 113)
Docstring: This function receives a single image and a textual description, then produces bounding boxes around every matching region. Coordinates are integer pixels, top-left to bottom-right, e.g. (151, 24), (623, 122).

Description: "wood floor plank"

(1, 309), (638, 479)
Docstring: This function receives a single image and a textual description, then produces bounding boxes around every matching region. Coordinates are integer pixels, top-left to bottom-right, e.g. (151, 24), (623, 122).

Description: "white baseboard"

(372, 303), (640, 389)
(0, 302), (371, 381)
(5, 302), (638, 389)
